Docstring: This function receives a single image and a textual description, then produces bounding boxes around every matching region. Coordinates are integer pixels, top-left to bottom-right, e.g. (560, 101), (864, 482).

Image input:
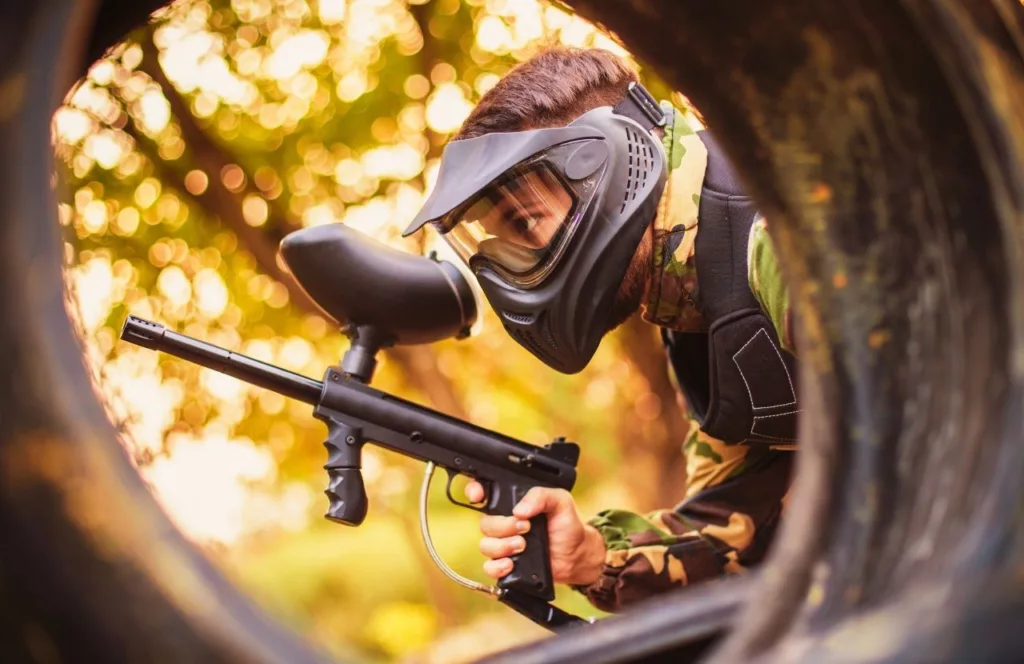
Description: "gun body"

(121, 316), (582, 626)
(315, 367), (576, 602)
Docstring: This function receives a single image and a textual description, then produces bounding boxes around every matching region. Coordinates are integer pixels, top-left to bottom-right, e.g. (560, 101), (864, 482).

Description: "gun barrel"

(120, 316), (323, 405)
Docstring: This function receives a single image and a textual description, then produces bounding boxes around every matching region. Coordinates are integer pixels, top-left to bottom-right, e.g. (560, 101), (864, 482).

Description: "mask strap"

(612, 82), (668, 131)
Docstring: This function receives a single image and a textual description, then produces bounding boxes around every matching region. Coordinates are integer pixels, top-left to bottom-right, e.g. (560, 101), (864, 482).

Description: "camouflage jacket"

(573, 108), (795, 612)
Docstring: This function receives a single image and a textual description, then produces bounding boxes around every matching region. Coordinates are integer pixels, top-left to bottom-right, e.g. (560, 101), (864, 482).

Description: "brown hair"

(456, 47), (638, 138)
(455, 47), (653, 331)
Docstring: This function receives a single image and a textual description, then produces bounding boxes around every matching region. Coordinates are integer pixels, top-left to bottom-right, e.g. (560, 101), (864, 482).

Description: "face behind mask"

(403, 83), (668, 373)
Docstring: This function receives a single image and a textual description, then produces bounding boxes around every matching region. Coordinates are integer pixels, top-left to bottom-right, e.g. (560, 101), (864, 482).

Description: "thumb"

(512, 487), (571, 520)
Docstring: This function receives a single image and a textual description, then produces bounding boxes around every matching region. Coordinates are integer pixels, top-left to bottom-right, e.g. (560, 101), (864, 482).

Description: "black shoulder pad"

(663, 131), (800, 447)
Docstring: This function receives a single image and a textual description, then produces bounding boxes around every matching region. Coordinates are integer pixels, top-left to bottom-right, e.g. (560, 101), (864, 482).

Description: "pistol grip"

(320, 419), (368, 526)
(499, 513), (555, 602)
(325, 468), (368, 526)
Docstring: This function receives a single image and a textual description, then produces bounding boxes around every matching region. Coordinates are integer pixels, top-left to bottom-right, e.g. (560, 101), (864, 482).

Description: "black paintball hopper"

(279, 223), (477, 346)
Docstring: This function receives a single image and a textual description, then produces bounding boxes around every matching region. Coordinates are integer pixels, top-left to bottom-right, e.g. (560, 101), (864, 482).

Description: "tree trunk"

(614, 317), (690, 511)
(137, 31), (469, 419)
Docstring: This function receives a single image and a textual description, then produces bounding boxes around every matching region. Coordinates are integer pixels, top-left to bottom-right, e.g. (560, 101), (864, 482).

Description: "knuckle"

(552, 488), (572, 505)
(521, 486), (547, 506)
(543, 488), (571, 509)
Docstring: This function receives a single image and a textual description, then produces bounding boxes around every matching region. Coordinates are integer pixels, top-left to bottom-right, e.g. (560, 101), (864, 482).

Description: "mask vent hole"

(622, 127), (647, 212)
(640, 143), (649, 197)
(502, 311), (536, 325)
(542, 325), (559, 351)
(504, 313), (560, 367)
(507, 326), (553, 360)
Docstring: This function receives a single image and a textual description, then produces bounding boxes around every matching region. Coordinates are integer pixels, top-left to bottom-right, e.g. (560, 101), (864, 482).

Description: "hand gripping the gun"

(119, 224), (587, 631)
(466, 482), (607, 589)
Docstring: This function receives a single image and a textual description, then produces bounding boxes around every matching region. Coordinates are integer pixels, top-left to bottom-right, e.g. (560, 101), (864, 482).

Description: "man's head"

(453, 49), (654, 331)
(405, 47), (668, 372)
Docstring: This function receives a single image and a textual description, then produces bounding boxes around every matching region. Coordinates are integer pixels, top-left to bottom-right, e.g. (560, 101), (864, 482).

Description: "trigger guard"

(444, 469), (488, 512)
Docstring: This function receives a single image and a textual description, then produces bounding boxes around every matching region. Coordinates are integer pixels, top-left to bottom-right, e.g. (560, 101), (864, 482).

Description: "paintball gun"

(120, 224), (586, 631)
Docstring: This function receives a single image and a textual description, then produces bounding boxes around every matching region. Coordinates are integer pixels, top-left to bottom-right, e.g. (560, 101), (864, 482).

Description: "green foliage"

(59, 0), (695, 659)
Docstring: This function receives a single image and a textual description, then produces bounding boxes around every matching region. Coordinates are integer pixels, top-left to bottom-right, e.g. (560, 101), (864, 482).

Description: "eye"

(508, 214), (532, 235)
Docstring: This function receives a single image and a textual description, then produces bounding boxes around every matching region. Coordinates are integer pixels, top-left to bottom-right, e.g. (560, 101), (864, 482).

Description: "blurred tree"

(58, 0), (705, 658)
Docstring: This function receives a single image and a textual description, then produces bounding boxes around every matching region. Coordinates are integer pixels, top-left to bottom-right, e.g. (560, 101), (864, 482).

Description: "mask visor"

(432, 142), (601, 287)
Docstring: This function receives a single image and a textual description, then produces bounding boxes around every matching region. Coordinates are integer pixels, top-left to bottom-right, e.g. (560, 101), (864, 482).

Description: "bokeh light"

(57, 0), (699, 660)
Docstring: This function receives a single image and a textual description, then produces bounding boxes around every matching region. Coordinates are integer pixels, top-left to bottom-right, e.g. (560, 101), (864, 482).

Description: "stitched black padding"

(661, 131), (800, 445)
(733, 328), (796, 410)
(702, 310), (768, 442)
(751, 411), (800, 443)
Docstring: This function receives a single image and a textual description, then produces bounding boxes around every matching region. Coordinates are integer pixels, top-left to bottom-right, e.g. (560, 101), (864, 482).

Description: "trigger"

(444, 469), (488, 511)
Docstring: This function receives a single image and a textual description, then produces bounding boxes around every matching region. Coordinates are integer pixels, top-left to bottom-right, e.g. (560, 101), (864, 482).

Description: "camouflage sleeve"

(573, 426), (793, 613)
(747, 215), (795, 354)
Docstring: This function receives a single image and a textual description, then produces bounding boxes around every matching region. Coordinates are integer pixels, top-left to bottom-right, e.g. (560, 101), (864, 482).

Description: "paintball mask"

(403, 83), (668, 373)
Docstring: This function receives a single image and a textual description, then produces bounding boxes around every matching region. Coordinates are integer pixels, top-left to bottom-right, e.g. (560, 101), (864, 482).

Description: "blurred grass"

(224, 508), (607, 659)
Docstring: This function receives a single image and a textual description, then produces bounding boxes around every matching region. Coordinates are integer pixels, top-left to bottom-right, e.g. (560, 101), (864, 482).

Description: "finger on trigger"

(464, 481), (485, 503)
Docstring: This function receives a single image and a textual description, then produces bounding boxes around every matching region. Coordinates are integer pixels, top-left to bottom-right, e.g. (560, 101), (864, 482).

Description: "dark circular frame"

(1, 1), (1022, 663)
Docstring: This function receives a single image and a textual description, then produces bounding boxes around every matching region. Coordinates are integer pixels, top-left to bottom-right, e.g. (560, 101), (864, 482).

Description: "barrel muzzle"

(120, 315), (166, 350)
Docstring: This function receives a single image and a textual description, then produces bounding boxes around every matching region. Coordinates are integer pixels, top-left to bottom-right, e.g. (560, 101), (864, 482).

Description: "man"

(402, 48), (798, 612)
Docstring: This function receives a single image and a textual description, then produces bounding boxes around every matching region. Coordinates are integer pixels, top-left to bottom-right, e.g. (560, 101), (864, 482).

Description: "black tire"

(3, 1), (1022, 663)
